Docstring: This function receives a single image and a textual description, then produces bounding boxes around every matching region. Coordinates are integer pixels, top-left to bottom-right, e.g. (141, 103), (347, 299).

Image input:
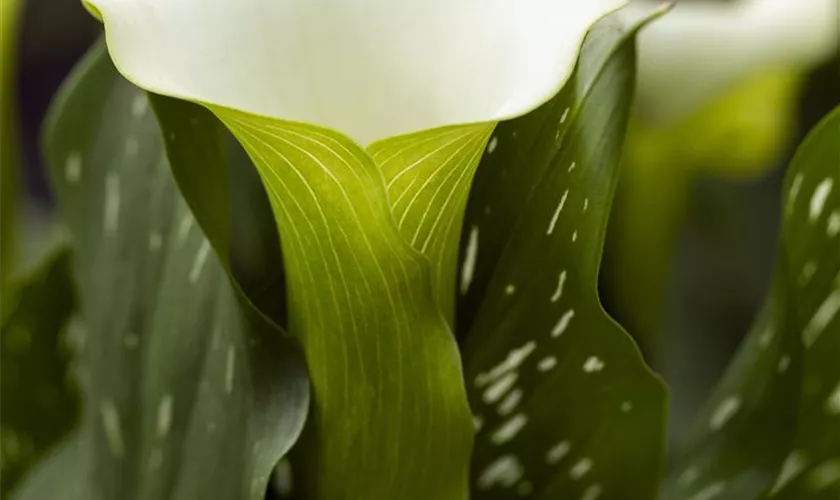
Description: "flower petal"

(84, 0), (625, 144)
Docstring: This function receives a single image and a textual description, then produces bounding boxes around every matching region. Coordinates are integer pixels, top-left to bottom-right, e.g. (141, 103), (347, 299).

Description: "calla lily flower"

(632, 0), (839, 124)
(83, 0), (625, 145)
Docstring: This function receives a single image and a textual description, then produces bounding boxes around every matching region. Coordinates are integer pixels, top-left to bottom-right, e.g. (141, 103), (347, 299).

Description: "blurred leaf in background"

(1, 0), (25, 297)
(604, 0), (840, 355)
(1, 248), (80, 496)
(662, 105), (840, 500)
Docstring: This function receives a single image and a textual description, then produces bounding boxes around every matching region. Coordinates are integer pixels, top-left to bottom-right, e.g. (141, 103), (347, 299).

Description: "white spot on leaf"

(272, 458), (294, 496)
(550, 270), (567, 303)
(157, 394), (173, 438)
(131, 93), (148, 118)
(799, 261), (817, 285)
(104, 172), (121, 234)
(769, 451), (808, 496)
(487, 136), (499, 154)
(828, 211), (840, 237)
(787, 173), (804, 215)
(803, 288), (840, 348)
(225, 345), (236, 394)
(491, 413), (528, 445)
(825, 381), (840, 415)
(551, 310), (575, 337)
(65, 153), (82, 184)
(583, 356), (605, 373)
(177, 213), (193, 245)
(547, 189), (569, 235)
(460, 225), (479, 294)
(537, 356), (557, 372)
(678, 466), (700, 487)
(100, 400), (125, 457)
(189, 240), (211, 283)
(546, 440), (570, 464)
(581, 484), (603, 500)
(570, 457), (593, 479)
(473, 415), (484, 432)
(807, 460), (840, 492)
(758, 325), (775, 348)
(483, 372), (518, 404)
(149, 232), (163, 252)
(498, 388), (523, 416)
(477, 455), (523, 490)
(810, 178), (834, 221)
(689, 481), (726, 500)
(475, 341), (536, 387)
(777, 355), (790, 373)
(560, 107), (570, 124)
(709, 395), (741, 431)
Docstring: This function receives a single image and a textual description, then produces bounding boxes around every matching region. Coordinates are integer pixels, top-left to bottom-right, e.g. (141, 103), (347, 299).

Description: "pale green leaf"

(368, 124), (494, 322)
(212, 109), (474, 500)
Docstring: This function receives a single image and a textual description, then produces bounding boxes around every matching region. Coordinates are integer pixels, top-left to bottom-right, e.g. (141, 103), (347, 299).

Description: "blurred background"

(2, 0), (839, 483)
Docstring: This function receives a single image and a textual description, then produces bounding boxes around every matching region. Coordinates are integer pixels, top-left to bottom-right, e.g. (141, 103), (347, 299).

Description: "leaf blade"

(662, 108), (840, 500)
(211, 109), (475, 500)
(32, 40), (309, 500)
(462, 9), (670, 500)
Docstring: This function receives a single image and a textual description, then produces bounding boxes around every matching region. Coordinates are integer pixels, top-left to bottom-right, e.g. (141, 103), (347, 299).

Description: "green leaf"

(22, 40), (309, 500)
(13, 434), (93, 500)
(205, 109), (475, 500)
(368, 123), (494, 322)
(0, 0), (24, 297)
(663, 106), (840, 500)
(1, 249), (80, 496)
(147, 95), (288, 324)
(460, 8), (669, 500)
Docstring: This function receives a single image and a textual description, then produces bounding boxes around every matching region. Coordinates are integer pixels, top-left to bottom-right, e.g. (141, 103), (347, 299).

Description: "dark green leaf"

(148, 95), (288, 324)
(663, 106), (840, 500)
(13, 434), (93, 500)
(1, 249), (79, 496)
(19, 40), (309, 500)
(461, 8), (669, 500)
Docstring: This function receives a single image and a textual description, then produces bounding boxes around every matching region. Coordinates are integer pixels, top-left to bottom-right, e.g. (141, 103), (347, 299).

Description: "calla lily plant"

(81, 0), (626, 498)
(5, 0), (840, 500)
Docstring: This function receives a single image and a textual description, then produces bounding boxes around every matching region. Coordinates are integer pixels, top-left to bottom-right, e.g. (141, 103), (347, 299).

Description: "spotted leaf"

(461, 7), (669, 500)
(662, 107), (840, 500)
(15, 41), (310, 500)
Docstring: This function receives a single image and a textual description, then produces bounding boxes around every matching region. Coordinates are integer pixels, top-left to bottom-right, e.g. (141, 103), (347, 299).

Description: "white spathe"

(84, 0), (625, 145)
(632, 0), (839, 123)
